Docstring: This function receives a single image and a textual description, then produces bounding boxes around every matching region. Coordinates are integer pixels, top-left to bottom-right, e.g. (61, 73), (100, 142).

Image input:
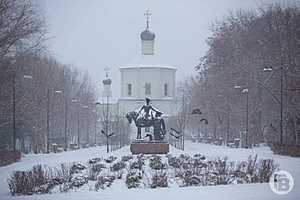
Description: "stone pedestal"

(130, 141), (169, 154)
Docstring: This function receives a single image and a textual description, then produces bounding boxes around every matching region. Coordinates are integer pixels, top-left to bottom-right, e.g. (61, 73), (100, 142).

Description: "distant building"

(118, 11), (178, 117)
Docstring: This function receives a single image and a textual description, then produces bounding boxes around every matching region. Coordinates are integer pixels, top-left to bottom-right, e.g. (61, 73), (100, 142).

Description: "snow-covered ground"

(0, 141), (299, 200)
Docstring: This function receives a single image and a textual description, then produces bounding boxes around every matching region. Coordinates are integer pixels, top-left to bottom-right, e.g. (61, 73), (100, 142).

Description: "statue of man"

(153, 112), (166, 140)
(138, 98), (159, 121)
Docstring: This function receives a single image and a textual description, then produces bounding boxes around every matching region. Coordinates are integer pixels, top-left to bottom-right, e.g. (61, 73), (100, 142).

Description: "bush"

(93, 163), (106, 171)
(151, 172), (168, 188)
(104, 156), (117, 163)
(56, 163), (72, 183)
(70, 175), (88, 188)
(49, 164), (72, 193)
(0, 150), (21, 166)
(178, 154), (194, 170)
(257, 159), (276, 182)
(271, 144), (300, 157)
(6, 153), (278, 195)
(88, 163), (106, 181)
(7, 165), (50, 195)
(70, 163), (86, 174)
(168, 156), (181, 168)
(174, 154), (276, 187)
(182, 172), (202, 186)
(88, 157), (102, 164)
(121, 155), (133, 162)
(87, 167), (99, 181)
(130, 155), (144, 170)
(114, 170), (124, 179)
(95, 175), (115, 190)
(111, 161), (126, 172)
(149, 155), (166, 170)
(126, 170), (142, 189)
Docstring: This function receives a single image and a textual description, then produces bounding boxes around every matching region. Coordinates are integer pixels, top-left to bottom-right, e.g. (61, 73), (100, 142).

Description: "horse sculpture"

(126, 110), (166, 140)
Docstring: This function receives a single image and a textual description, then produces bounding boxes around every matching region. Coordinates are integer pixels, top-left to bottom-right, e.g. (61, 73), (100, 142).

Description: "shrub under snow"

(126, 170), (143, 189)
(7, 154), (277, 195)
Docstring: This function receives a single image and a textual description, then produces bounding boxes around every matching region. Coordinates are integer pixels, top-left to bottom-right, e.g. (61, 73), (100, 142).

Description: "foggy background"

(43, 0), (280, 101)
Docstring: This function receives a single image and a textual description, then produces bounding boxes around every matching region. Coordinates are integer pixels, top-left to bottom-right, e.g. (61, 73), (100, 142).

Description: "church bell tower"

(140, 10), (155, 55)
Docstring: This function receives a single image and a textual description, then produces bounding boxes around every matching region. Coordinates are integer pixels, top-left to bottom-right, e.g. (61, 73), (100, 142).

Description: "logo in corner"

(269, 170), (294, 195)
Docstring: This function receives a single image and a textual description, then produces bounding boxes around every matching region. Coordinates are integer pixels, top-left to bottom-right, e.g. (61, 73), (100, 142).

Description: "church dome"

(140, 29), (155, 41)
(102, 78), (112, 85)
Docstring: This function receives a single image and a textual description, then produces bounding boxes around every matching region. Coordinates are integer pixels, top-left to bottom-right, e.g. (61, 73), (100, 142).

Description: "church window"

(164, 83), (168, 96)
(145, 83), (151, 95)
(127, 83), (132, 96)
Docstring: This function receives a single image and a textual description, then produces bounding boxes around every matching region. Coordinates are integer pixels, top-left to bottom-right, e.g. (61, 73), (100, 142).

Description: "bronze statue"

(153, 112), (166, 140)
(126, 98), (166, 140)
(137, 98), (159, 121)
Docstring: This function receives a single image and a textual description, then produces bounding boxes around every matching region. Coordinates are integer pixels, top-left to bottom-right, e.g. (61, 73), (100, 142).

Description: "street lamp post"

(102, 67), (112, 153)
(71, 99), (81, 148)
(94, 102), (101, 145)
(62, 67), (69, 151)
(106, 97), (109, 153)
(46, 88), (50, 153)
(217, 94), (230, 145)
(263, 66), (283, 145)
(82, 105), (89, 146)
(77, 106), (80, 148)
(243, 88), (249, 148)
(64, 97), (68, 151)
(280, 65), (283, 145)
(92, 110), (97, 146)
(12, 74), (16, 152)
(12, 73), (33, 152)
(46, 89), (62, 153)
(234, 86), (249, 148)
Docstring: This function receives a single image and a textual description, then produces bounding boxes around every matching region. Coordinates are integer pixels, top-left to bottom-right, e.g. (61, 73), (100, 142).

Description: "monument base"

(130, 140), (169, 154)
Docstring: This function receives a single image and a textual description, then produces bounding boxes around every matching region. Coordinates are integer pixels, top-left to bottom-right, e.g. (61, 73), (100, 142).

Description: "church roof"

(140, 29), (155, 41)
(102, 78), (112, 85)
(120, 55), (177, 70)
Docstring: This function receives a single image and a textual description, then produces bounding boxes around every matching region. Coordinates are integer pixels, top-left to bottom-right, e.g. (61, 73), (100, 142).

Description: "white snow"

(120, 55), (177, 70)
(1, 141), (299, 200)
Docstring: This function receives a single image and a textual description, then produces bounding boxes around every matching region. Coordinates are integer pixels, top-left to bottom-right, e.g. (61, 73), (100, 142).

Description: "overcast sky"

(43, 0), (280, 101)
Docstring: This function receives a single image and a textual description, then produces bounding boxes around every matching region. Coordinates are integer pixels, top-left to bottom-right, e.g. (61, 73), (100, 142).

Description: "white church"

(118, 12), (178, 117)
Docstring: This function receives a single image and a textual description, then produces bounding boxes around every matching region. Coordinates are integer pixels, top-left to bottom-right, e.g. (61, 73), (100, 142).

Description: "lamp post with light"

(94, 102), (101, 145)
(71, 99), (81, 148)
(217, 94), (230, 145)
(12, 74), (33, 152)
(234, 85), (249, 148)
(263, 66), (284, 145)
(46, 89), (63, 153)
(102, 67), (112, 153)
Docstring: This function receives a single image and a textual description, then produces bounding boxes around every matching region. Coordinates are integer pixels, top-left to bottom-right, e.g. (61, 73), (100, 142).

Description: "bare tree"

(192, 3), (300, 146)
(0, 0), (46, 62)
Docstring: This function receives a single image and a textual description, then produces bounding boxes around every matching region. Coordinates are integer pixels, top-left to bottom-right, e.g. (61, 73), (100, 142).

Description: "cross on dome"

(104, 66), (110, 78)
(144, 9), (151, 29)
(140, 10), (155, 42)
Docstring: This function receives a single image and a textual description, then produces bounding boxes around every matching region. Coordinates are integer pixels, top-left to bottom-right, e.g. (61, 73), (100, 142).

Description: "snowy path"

(0, 142), (299, 200)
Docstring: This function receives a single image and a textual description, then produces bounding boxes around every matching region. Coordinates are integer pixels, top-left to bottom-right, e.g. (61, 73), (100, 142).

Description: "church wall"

(120, 67), (176, 99)
(118, 98), (180, 117)
(120, 68), (139, 98)
(158, 69), (176, 98)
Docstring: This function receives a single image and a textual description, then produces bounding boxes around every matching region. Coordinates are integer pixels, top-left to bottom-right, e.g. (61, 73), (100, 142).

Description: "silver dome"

(102, 78), (112, 85)
(140, 29), (155, 41)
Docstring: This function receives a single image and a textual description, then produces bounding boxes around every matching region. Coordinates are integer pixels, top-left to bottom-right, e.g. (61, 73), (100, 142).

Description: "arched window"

(145, 83), (151, 95)
(164, 83), (168, 96)
(127, 83), (132, 96)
